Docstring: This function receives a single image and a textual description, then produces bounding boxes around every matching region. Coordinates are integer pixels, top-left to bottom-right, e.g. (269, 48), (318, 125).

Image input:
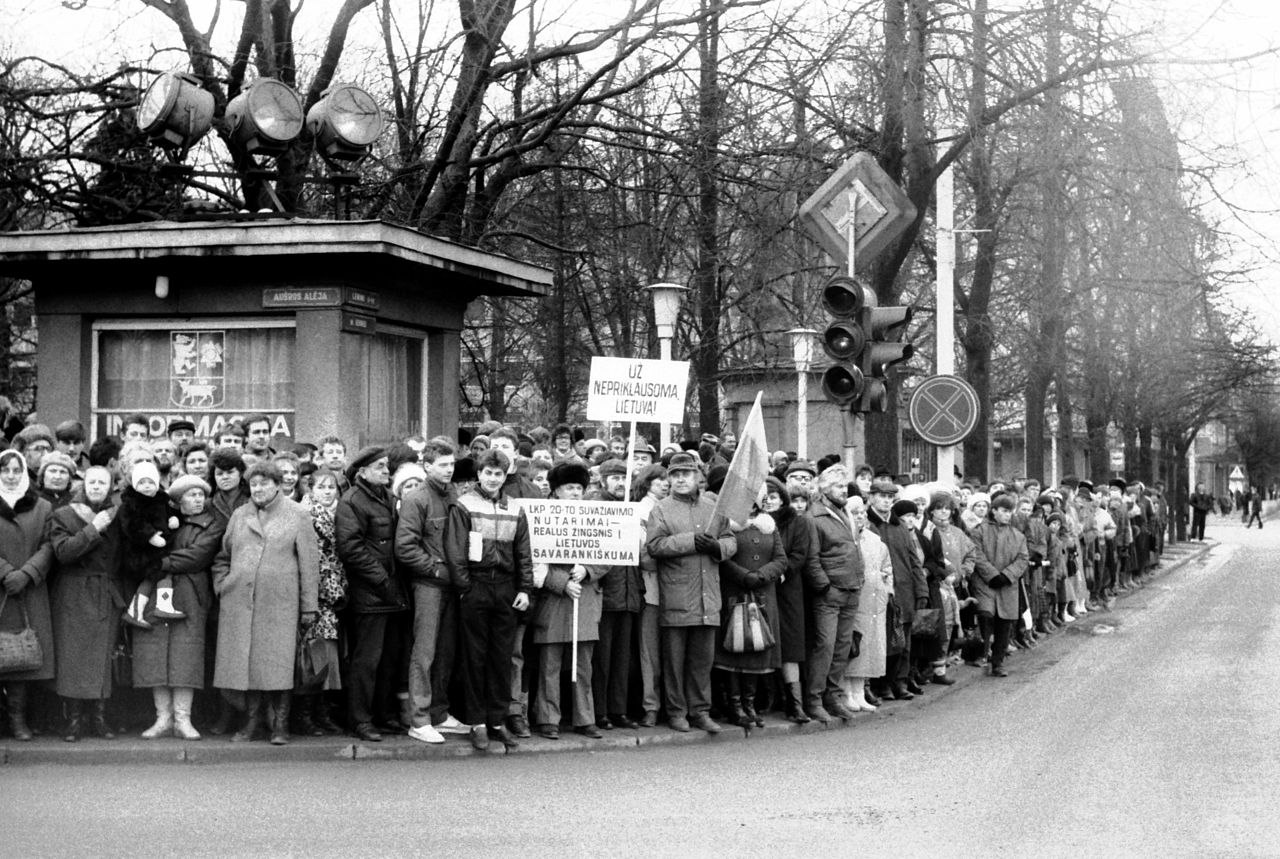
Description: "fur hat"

(36, 451), (77, 484)
(765, 475), (789, 504)
(990, 493), (1016, 511)
(167, 474), (212, 502)
(706, 464), (728, 494)
(548, 461), (591, 493)
(345, 445), (388, 485)
(15, 423), (54, 450)
(967, 491), (991, 509)
(1108, 478), (1128, 492)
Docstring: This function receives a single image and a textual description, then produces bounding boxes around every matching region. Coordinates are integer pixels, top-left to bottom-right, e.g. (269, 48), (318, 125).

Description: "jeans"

(407, 583), (458, 728)
(804, 586), (859, 704)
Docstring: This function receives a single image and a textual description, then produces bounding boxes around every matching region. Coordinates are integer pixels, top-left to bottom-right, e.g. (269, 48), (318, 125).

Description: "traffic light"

(857, 305), (914, 412)
(820, 275), (875, 407)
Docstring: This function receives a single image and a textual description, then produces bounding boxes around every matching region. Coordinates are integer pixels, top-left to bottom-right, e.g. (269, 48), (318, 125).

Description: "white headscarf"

(0, 448), (31, 509)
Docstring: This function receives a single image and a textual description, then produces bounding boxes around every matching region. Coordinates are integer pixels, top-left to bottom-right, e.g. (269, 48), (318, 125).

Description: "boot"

(741, 676), (763, 727)
(231, 692), (264, 742)
(209, 697), (237, 736)
(63, 699), (83, 743)
(292, 694), (324, 737)
(312, 695), (342, 735)
(141, 687), (174, 739)
(172, 688), (201, 740)
(783, 681), (810, 724)
(724, 675), (747, 727)
(5, 683), (32, 741)
(91, 699), (116, 739)
(152, 578), (186, 621)
(269, 691), (291, 745)
(122, 591), (153, 630)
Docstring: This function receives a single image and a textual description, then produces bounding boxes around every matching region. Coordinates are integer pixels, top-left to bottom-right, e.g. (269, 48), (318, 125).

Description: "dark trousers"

(347, 610), (408, 727)
(660, 625), (715, 719)
(592, 610), (634, 717)
(1247, 510), (1263, 528)
(1191, 509), (1207, 540)
(977, 612), (1014, 670)
(458, 577), (518, 729)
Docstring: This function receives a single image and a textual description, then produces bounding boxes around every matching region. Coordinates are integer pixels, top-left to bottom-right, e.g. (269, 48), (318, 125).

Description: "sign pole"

(935, 146), (957, 487)
(840, 188), (861, 472)
(571, 594), (580, 683)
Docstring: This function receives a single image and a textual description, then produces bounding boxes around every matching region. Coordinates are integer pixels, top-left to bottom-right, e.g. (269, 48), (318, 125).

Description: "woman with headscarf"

(132, 475), (223, 740)
(0, 448), (55, 740)
(48, 465), (123, 741)
(761, 476), (818, 723)
(212, 461), (319, 744)
(37, 451), (79, 510)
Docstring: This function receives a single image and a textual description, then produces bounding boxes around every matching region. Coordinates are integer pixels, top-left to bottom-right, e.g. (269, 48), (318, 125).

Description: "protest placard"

(585, 356), (689, 423)
(521, 499), (643, 565)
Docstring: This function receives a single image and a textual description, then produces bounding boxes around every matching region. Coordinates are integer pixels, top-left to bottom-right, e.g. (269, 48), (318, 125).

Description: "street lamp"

(787, 327), (817, 459)
(646, 282), (688, 453)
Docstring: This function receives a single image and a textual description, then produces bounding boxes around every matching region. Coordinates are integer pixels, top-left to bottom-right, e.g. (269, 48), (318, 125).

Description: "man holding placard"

(645, 452), (737, 734)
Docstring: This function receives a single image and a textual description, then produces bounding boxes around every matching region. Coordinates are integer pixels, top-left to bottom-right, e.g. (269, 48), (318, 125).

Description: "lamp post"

(646, 282), (688, 454)
(787, 327), (817, 459)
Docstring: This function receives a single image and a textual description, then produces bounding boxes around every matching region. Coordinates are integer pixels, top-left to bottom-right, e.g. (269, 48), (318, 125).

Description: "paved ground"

(0, 511), (1274, 857)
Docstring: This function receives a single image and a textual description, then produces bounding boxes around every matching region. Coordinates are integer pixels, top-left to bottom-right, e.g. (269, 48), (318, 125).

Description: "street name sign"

(908, 375), (980, 446)
(586, 356), (689, 423)
(799, 152), (917, 270)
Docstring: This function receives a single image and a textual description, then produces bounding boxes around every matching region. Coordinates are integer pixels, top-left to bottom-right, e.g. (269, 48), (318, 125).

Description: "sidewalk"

(0, 538), (1217, 766)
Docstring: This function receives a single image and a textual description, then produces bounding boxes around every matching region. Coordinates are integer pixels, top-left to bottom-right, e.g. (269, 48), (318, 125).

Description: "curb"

(0, 541), (1215, 767)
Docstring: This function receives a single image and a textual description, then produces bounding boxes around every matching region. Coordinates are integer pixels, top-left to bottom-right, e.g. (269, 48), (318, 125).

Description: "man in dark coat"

(865, 478), (928, 700)
(336, 446), (407, 742)
(589, 458), (643, 729)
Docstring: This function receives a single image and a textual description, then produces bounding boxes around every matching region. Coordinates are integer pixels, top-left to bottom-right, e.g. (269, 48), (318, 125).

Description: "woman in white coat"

(843, 493), (893, 711)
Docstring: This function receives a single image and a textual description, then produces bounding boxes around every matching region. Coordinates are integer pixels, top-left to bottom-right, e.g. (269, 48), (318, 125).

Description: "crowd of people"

(0, 410), (1190, 749)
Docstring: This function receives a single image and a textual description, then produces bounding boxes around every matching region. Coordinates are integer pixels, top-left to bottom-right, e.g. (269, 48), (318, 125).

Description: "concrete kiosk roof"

(0, 218), (552, 297)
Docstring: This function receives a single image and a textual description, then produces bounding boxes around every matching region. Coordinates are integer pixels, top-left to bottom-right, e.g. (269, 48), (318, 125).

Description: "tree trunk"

(691, 0), (723, 436)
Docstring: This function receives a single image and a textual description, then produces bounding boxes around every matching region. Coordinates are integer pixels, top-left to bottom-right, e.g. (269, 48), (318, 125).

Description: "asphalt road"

(2, 515), (1276, 858)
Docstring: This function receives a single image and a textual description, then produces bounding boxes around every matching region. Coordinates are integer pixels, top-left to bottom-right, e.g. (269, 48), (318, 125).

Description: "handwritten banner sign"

(586, 356), (689, 423)
(521, 500), (642, 565)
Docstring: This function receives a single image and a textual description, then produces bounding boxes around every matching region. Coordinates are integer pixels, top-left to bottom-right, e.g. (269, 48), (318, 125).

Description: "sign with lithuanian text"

(521, 500), (642, 565)
(586, 357), (689, 423)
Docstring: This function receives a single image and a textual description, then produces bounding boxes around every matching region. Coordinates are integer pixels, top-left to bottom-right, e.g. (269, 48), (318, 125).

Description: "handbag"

(294, 632), (331, 693)
(0, 592), (43, 674)
(911, 607), (942, 638)
(722, 594), (775, 654)
(112, 627), (133, 689)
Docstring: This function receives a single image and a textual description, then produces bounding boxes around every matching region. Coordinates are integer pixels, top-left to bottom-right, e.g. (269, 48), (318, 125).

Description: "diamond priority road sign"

(908, 375), (981, 447)
(798, 151), (917, 270)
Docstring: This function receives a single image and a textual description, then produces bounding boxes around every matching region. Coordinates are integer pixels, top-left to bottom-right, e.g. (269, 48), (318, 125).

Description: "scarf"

(0, 449), (30, 510)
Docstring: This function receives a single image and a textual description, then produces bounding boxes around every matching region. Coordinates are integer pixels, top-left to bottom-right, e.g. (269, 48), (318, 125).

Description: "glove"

(744, 572), (765, 590)
(915, 598), (929, 610)
(989, 573), (1012, 588)
(693, 533), (717, 555)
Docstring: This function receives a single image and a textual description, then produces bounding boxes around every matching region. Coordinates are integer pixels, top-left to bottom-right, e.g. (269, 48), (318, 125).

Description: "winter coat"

(133, 508), (222, 688)
(645, 489), (736, 628)
(212, 492), (320, 691)
(394, 477), (456, 589)
(866, 508), (928, 624)
(846, 529), (893, 679)
(49, 500), (125, 698)
(211, 485), (248, 526)
(969, 517), (1028, 620)
(913, 524), (949, 649)
(599, 560), (644, 614)
(117, 485), (173, 583)
(532, 563), (603, 645)
(0, 488), (55, 681)
(714, 513), (785, 673)
(306, 497), (347, 642)
(806, 495), (864, 591)
(444, 488), (535, 594)
(336, 478), (406, 614)
(770, 503), (820, 664)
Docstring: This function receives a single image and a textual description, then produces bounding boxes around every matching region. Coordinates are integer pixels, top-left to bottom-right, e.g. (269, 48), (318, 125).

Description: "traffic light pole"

(838, 187), (863, 473)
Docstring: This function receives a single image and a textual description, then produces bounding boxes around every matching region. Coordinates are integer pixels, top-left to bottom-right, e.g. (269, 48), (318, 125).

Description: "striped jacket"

(444, 488), (534, 593)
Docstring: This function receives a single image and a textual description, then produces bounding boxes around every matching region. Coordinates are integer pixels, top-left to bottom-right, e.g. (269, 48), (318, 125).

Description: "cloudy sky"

(4, 0), (1279, 336)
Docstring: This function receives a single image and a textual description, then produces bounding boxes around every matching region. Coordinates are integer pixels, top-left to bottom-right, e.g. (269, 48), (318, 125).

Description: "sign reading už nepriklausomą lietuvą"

(585, 357), (689, 423)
